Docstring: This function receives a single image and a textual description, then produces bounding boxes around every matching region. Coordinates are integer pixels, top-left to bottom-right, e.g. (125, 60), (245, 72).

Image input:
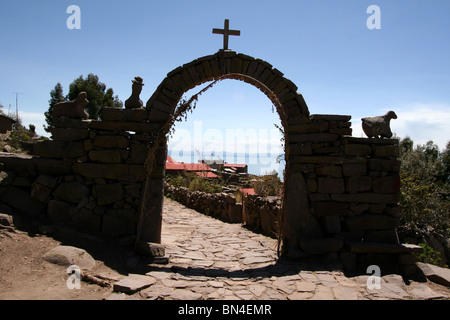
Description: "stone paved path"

(110, 198), (450, 300)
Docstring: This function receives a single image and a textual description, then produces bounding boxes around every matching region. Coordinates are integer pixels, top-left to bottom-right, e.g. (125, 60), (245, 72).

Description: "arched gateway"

(1, 48), (405, 271)
(137, 50), (319, 256)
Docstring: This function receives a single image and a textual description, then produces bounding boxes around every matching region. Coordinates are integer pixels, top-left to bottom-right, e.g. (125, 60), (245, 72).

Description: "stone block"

(299, 238), (344, 254)
(90, 121), (155, 134)
(53, 118), (91, 129)
(364, 229), (399, 244)
(288, 122), (329, 134)
(373, 175), (400, 194)
(89, 150), (122, 163)
(102, 107), (148, 122)
(0, 213), (13, 227)
(1, 186), (45, 216)
(73, 163), (129, 179)
(321, 215), (341, 234)
(398, 253), (417, 265)
(331, 193), (398, 204)
(344, 144), (371, 156)
(53, 181), (89, 204)
(318, 177), (345, 194)
(343, 162), (367, 176)
(43, 246), (95, 270)
(314, 202), (348, 217)
(33, 140), (65, 158)
(291, 156), (346, 165)
(289, 142), (312, 156)
(346, 176), (372, 193)
(31, 182), (52, 202)
(348, 242), (421, 254)
(94, 183), (124, 206)
(316, 165), (342, 178)
(135, 241), (165, 257)
(102, 208), (136, 236)
(130, 143), (148, 164)
(94, 135), (129, 149)
(375, 145), (399, 158)
(310, 114), (351, 121)
(33, 140), (85, 159)
(113, 274), (156, 294)
(71, 208), (102, 232)
(50, 128), (89, 141)
(345, 214), (398, 232)
(35, 174), (58, 189)
(125, 184), (142, 198)
(289, 133), (339, 143)
(369, 159), (401, 172)
(47, 199), (72, 222)
(148, 106), (171, 123)
(416, 262), (450, 287)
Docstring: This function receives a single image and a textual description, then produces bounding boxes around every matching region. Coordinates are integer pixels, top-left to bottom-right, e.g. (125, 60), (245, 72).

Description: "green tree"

(44, 83), (66, 132)
(67, 74), (122, 119)
(439, 141), (450, 186)
(399, 137), (450, 236)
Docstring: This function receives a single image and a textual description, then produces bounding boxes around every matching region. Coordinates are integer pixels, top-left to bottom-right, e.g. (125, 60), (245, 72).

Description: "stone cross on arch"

(212, 19), (240, 50)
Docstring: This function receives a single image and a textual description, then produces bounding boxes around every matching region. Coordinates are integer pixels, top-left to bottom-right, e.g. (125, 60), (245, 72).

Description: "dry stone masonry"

(0, 50), (417, 274)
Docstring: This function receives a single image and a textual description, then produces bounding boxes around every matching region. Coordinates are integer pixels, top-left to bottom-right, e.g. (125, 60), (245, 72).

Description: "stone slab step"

(113, 274), (156, 294)
(347, 242), (423, 254)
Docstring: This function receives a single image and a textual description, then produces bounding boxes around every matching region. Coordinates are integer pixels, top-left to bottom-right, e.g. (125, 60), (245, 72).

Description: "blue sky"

(1, 1), (450, 170)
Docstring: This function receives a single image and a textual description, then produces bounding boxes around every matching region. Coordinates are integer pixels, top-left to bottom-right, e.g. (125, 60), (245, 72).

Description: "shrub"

(252, 173), (282, 197)
(415, 243), (448, 268)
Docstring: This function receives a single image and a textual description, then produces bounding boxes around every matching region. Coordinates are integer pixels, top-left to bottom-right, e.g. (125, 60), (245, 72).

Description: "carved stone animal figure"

(53, 92), (89, 119)
(361, 111), (397, 138)
(125, 76), (144, 109)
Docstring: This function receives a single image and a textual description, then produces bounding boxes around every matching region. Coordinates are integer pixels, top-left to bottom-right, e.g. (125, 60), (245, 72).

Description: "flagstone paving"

(111, 198), (450, 300)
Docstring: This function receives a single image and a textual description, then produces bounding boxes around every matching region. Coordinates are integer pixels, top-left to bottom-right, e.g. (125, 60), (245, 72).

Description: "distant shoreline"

(167, 150), (285, 177)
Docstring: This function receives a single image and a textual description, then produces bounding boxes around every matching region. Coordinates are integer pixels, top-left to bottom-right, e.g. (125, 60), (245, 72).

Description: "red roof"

(239, 188), (257, 195)
(195, 171), (219, 178)
(166, 162), (211, 171)
(166, 157), (216, 175)
(166, 155), (179, 164)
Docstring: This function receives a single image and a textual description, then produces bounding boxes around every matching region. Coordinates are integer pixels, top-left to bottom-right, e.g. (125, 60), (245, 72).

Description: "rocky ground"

(0, 197), (449, 301)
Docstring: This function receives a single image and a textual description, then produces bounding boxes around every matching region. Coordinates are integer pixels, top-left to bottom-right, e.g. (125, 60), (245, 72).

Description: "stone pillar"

(135, 140), (167, 244)
(282, 171), (323, 255)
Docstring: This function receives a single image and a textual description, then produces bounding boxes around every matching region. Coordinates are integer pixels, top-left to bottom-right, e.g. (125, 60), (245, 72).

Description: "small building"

(224, 163), (248, 175)
(200, 159), (224, 171)
(0, 114), (16, 133)
(166, 156), (219, 178)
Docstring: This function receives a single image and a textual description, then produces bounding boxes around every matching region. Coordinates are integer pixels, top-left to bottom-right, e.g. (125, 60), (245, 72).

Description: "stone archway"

(136, 50), (323, 256)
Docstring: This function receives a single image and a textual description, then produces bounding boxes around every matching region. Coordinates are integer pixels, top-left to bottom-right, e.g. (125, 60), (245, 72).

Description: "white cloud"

(351, 103), (450, 150)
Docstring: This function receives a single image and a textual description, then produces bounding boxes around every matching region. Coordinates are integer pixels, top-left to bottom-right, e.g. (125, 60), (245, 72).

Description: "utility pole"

(12, 92), (23, 128)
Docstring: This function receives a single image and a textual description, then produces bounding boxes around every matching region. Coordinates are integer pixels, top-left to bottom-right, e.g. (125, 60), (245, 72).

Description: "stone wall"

(242, 195), (281, 238)
(285, 114), (407, 271)
(0, 107), (153, 238)
(164, 183), (281, 238)
(164, 183), (242, 223)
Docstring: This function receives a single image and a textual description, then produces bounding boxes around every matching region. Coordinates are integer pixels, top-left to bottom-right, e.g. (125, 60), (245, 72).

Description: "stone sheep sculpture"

(53, 91), (89, 119)
(361, 111), (397, 138)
